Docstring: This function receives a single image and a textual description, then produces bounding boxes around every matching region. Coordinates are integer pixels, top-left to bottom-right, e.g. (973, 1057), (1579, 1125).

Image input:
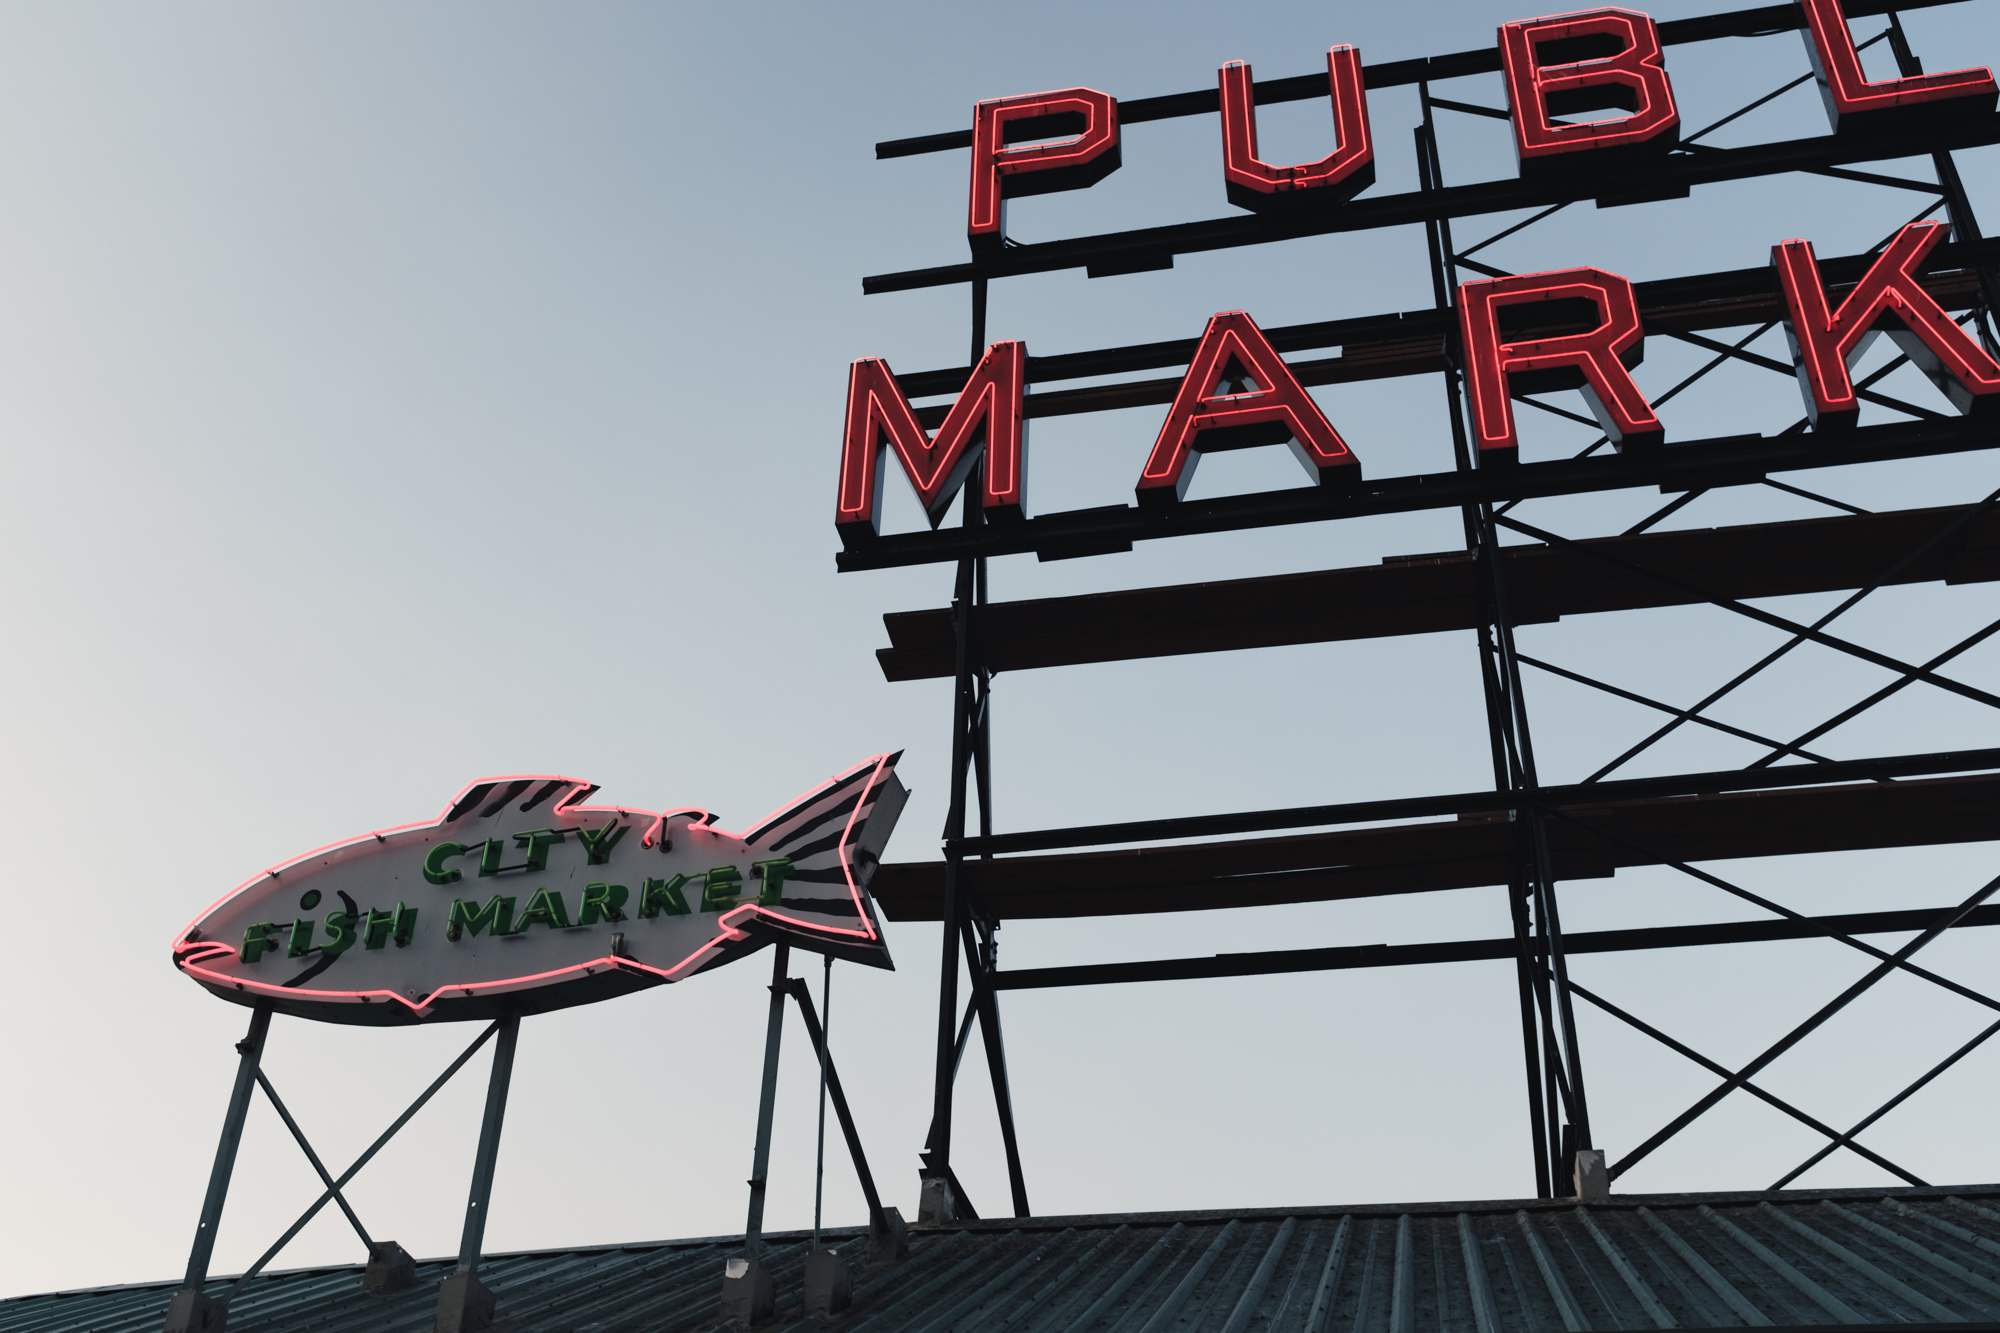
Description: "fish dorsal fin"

(442, 776), (596, 825)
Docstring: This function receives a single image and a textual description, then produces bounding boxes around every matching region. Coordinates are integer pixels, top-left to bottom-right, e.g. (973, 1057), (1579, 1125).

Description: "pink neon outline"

(1799, 0), (1996, 120)
(1773, 222), (2000, 420)
(969, 87), (1119, 237)
(172, 757), (897, 1018)
(1499, 7), (1680, 160)
(1137, 310), (1357, 495)
(837, 342), (1026, 531)
(1218, 47), (1374, 197)
(1456, 266), (1659, 451)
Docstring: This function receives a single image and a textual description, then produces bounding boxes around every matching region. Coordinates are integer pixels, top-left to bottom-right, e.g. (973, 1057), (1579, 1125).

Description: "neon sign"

(172, 756), (908, 1023)
(838, 0), (1999, 543)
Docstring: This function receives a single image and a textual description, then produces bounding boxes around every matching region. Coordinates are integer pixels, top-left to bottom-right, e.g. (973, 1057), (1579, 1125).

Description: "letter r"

(1457, 267), (1662, 457)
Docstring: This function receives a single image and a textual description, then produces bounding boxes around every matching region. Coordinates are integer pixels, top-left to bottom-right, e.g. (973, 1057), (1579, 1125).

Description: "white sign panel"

(172, 755), (906, 1024)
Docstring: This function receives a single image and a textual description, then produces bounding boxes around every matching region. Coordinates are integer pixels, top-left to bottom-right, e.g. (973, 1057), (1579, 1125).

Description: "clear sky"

(3, 0), (1999, 1300)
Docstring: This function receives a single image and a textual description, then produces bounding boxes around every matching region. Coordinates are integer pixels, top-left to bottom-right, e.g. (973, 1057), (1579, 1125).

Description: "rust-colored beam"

(876, 504), (2000, 681)
(870, 773), (2000, 921)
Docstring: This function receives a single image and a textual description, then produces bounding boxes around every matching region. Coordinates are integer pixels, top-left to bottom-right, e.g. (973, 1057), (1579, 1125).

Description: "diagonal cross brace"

(254, 1070), (374, 1252)
(1513, 650), (1841, 767)
(1565, 978), (1926, 1186)
(1496, 511), (2000, 716)
(1583, 468), (1997, 783)
(1747, 614), (2000, 770)
(1611, 866), (2000, 1181)
(230, 1019), (499, 1293)
(784, 977), (888, 1235)
(1772, 1015), (2000, 1189)
(1543, 803), (2000, 1018)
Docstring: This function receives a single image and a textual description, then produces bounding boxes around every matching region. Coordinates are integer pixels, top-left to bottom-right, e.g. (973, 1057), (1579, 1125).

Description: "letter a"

(1137, 311), (1358, 506)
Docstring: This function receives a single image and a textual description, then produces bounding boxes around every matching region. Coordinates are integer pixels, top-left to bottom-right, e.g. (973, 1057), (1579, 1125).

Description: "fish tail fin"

(743, 752), (907, 969)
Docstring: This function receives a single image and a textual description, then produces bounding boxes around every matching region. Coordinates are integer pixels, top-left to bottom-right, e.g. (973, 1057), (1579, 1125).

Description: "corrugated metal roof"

(8, 1185), (2000, 1331)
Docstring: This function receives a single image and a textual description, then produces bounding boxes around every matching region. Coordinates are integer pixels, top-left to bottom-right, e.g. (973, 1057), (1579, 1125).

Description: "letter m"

(447, 895), (514, 941)
(836, 340), (1026, 545)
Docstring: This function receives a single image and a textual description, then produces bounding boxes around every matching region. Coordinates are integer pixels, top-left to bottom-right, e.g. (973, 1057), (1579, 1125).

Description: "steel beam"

(863, 114), (2000, 294)
(872, 504), (2000, 680)
(837, 415), (2000, 571)
(942, 743), (2000, 861)
(986, 903), (2000, 990)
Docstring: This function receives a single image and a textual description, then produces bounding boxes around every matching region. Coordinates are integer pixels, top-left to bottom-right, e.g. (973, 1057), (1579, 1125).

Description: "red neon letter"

(1136, 311), (1359, 506)
(1457, 268), (1662, 457)
(1797, 0), (1997, 131)
(1219, 47), (1375, 211)
(1773, 221), (2000, 430)
(1499, 8), (1679, 168)
(968, 88), (1119, 252)
(837, 341), (1027, 542)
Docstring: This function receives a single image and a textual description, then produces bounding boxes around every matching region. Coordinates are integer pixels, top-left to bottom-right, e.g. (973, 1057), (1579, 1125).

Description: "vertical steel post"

(1409, 86), (1594, 1174)
(966, 918), (1030, 1215)
(1416, 91), (1554, 1199)
(1887, 12), (2000, 356)
(454, 1012), (520, 1275)
(180, 1005), (273, 1291)
(744, 942), (792, 1255)
(924, 273), (991, 1217)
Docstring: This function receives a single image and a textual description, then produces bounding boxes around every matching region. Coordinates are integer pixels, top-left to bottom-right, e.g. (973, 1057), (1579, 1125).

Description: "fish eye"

(299, 889), (322, 911)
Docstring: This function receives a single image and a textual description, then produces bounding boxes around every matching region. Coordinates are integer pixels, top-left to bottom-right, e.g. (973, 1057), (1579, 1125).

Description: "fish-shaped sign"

(172, 755), (907, 1024)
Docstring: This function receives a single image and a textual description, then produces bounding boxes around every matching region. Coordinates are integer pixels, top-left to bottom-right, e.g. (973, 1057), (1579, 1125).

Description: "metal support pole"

(435, 1014), (520, 1333)
(456, 1013), (520, 1273)
(178, 1006), (272, 1293)
(923, 272), (992, 1222)
(1417, 89), (1554, 1198)
(743, 942), (791, 1255)
(963, 918), (1030, 1216)
(1888, 12), (2000, 356)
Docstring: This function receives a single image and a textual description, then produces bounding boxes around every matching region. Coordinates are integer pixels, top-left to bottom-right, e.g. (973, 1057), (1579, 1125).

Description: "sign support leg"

(920, 273), (993, 1228)
(164, 1004), (272, 1333)
(435, 1011), (520, 1333)
(722, 942), (791, 1324)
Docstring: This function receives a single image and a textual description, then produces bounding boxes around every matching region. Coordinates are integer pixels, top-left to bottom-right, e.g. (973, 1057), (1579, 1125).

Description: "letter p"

(968, 88), (1120, 252)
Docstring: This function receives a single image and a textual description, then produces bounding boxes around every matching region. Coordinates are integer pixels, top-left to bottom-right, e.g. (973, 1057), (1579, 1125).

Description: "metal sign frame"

(844, 0), (2000, 1222)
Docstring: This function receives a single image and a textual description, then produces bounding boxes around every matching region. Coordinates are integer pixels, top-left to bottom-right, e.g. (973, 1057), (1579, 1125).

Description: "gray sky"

(4, 0), (1999, 1299)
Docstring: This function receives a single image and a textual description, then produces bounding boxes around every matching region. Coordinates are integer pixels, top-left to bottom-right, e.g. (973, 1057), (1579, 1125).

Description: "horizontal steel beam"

(836, 416), (2000, 571)
(989, 903), (2000, 989)
(863, 111), (2000, 293)
(874, 0), (1971, 158)
(871, 768), (2000, 920)
(875, 504), (2000, 680)
(958, 744), (2000, 857)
